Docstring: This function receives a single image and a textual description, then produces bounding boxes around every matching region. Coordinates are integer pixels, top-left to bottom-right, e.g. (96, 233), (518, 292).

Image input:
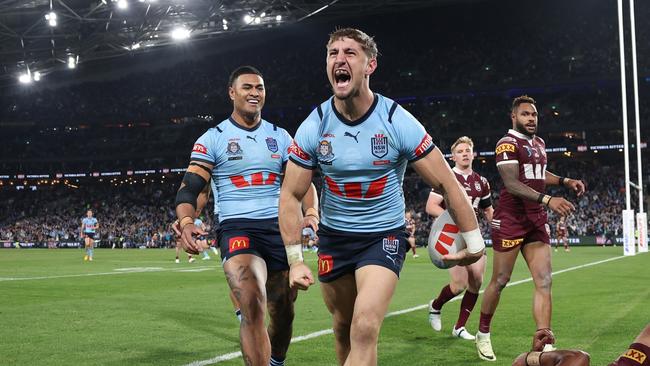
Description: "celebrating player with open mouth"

(279, 28), (484, 366)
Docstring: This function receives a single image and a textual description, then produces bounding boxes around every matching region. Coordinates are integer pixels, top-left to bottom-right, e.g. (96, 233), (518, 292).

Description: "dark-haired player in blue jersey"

(175, 66), (318, 366)
(80, 209), (98, 261)
(278, 28), (485, 366)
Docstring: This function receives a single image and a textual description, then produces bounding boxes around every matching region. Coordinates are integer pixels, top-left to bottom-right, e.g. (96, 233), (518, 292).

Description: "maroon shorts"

(609, 343), (650, 366)
(490, 209), (550, 252)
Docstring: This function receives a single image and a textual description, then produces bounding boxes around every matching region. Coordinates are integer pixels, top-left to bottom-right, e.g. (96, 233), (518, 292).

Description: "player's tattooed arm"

(412, 147), (479, 233)
(499, 164), (575, 216)
(545, 171), (586, 197)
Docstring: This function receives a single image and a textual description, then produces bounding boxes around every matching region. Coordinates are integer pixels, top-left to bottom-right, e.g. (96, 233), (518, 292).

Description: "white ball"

(427, 210), (466, 269)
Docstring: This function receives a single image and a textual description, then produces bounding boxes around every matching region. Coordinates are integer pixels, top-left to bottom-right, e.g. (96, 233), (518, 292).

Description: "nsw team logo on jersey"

(265, 137), (278, 153)
(382, 235), (399, 255)
(371, 134), (388, 158)
(317, 140), (335, 164)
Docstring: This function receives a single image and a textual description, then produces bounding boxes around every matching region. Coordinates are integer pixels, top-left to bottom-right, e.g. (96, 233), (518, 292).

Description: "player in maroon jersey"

(426, 136), (493, 341)
(512, 323), (650, 366)
(405, 211), (419, 258)
(555, 216), (569, 252)
(475, 95), (586, 362)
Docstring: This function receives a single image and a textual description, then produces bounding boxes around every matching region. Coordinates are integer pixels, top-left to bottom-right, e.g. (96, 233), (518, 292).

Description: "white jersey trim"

(496, 160), (519, 166)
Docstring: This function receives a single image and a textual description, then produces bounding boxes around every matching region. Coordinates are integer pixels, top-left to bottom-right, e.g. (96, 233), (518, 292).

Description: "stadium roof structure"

(0, 0), (464, 87)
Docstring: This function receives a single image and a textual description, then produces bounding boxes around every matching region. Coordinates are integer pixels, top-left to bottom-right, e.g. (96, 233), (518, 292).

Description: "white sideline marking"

(178, 268), (215, 273)
(0, 265), (216, 281)
(183, 254), (629, 366)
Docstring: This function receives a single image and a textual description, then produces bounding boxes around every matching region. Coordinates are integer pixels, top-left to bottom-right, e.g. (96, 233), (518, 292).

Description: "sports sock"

(235, 309), (242, 323)
(455, 291), (479, 329)
(478, 312), (494, 333)
(202, 251), (209, 259)
(432, 284), (457, 310)
(269, 355), (285, 366)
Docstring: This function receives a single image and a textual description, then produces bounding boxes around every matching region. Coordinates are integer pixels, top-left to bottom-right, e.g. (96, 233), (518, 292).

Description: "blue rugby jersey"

(190, 118), (292, 222)
(290, 94), (435, 232)
(81, 217), (98, 233)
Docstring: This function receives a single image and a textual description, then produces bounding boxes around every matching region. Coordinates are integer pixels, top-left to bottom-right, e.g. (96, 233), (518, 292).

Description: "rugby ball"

(427, 210), (466, 269)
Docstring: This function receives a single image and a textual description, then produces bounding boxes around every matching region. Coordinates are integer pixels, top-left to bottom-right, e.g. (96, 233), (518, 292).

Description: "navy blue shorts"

(84, 232), (95, 239)
(217, 218), (288, 272)
(317, 224), (408, 283)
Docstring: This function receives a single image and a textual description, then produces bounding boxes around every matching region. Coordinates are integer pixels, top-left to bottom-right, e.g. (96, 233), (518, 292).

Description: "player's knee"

(535, 272), (552, 291)
(239, 292), (266, 322)
(350, 314), (381, 344)
(495, 274), (511, 292)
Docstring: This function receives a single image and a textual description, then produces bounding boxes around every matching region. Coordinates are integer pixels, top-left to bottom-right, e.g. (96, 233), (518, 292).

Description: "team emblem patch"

(318, 140), (335, 163)
(622, 348), (646, 363)
(228, 236), (250, 252)
(265, 137), (278, 153)
(382, 235), (400, 255)
(226, 141), (243, 156)
(474, 181), (482, 192)
(371, 134), (388, 158)
(523, 145), (533, 157)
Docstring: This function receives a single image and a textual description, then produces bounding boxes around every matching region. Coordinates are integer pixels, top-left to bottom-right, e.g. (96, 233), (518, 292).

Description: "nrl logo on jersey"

(371, 133), (388, 158)
(265, 137), (278, 153)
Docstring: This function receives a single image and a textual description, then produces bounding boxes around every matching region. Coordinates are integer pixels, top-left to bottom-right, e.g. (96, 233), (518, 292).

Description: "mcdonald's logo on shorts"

(318, 254), (334, 276)
(228, 236), (250, 252)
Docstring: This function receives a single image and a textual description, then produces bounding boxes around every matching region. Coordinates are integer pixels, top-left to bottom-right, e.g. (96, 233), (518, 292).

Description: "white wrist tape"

(461, 228), (485, 254)
(285, 244), (304, 266)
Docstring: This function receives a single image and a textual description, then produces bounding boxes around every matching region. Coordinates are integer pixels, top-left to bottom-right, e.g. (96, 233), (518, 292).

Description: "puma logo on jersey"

(344, 131), (360, 143)
(246, 135), (257, 143)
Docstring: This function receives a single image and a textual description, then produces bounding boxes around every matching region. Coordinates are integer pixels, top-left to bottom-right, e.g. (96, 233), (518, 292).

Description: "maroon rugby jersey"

(431, 167), (492, 216)
(494, 129), (547, 214)
(557, 221), (567, 236)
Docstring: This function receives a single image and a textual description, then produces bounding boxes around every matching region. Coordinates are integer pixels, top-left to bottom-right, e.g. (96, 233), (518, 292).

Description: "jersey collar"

(508, 128), (534, 141)
(229, 117), (262, 132)
(452, 166), (472, 178)
(331, 93), (379, 126)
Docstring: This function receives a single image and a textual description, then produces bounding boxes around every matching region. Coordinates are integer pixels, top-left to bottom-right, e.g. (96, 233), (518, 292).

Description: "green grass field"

(1, 247), (648, 366)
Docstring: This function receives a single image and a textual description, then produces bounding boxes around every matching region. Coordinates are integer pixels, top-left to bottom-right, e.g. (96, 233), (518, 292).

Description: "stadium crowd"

(0, 159), (639, 247)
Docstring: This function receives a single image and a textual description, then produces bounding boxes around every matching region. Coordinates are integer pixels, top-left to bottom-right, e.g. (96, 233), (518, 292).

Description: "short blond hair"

(451, 136), (474, 153)
(327, 28), (378, 59)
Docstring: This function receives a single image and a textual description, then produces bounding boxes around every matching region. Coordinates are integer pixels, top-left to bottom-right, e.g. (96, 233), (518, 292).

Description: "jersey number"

(523, 163), (546, 180)
(230, 172), (278, 188)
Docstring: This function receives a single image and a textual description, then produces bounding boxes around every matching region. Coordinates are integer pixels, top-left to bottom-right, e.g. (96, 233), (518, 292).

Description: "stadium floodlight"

(222, 19), (228, 25)
(130, 42), (141, 50)
(254, 17), (261, 24)
(170, 27), (191, 40)
(18, 73), (31, 84)
(223, 24), (228, 30)
(67, 56), (77, 69)
(45, 11), (57, 27)
(260, 12), (266, 17)
(117, 0), (128, 9)
(244, 14), (252, 24)
(276, 15), (282, 22)
(33, 71), (41, 81)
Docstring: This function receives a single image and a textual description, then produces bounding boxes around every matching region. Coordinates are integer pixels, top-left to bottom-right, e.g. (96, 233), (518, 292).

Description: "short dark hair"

(228, 65), (263, 87)
(511, 95), (536, 112)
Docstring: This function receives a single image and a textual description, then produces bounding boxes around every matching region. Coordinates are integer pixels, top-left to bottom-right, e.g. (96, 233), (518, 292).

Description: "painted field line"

(183, 254), (628, 366)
